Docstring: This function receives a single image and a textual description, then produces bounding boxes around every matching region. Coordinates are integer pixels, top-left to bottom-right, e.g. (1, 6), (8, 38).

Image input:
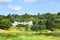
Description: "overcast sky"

(0, 0), (60, 15)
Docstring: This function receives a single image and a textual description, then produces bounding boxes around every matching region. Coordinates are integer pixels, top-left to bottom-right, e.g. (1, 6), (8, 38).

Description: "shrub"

(0, 18), (12, 29)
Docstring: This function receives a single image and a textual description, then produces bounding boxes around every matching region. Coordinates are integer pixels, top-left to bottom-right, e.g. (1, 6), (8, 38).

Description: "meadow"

(0, 28), (60, 40)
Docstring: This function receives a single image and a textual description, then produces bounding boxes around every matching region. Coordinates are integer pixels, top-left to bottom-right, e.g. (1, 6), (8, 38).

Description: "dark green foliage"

(55, 23), (60, 29)
(0, 18), (12, 29)
(16, 24), (29, 31)
(0, 12), (60, 31)
(31, 19), (46, 32)
(16, 24), (26, 28)
(57, 12), (60, 15)
(45, 19), (55, 31)
(31, 24), (40, 32)
(25, 24), (29, 31)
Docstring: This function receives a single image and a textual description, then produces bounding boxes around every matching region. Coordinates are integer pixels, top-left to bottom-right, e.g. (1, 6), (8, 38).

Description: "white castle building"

(12, 21), (33, 26)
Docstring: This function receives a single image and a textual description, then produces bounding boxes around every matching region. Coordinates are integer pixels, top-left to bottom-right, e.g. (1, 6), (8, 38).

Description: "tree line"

(0, 12), (60, 32)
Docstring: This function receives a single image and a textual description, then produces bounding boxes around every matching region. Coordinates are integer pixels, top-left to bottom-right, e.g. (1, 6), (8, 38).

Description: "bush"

(55, 23), (60, 29)
(16, 24), (26, 28)
(0, 18), (12, 29)
(31, 24), (40, 32)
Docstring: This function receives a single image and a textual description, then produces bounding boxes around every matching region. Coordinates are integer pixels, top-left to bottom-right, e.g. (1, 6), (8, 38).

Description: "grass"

(0, 34), (55, 40)
(0, 28), (60, 40)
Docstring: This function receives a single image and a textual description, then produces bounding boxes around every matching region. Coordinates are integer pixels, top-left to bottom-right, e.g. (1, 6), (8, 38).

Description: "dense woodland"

(0, 12), (60, 32)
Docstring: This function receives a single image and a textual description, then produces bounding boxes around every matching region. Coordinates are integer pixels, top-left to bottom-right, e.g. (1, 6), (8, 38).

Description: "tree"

(31, 24), (40, 32)
(57, 12), (60, 15)
(45, 13), (56, 31)
(16, 24), (26, 28)
(16, 24), (29, 31)
(38, 21), (46, 30)
(6, 14), (11, 18)
(45, 19), (55, 31)
(6, 14), (16, 23)
(25, 24), (29, 31)
(31, 17), (40, 32)
(0, 18), (12, 29)
(31, 16), (45, 32)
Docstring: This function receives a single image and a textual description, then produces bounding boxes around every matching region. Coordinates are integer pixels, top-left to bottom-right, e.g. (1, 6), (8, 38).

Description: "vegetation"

(0, 18), (12, 29)
(0, 12), (60, 40)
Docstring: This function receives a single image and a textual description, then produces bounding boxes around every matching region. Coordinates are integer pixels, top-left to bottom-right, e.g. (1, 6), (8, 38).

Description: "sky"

(0, 0), (60, 15)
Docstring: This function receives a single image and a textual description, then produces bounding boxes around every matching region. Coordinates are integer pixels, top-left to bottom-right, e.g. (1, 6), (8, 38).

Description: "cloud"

(24, 0), (52, 3)
(8, 5), (22, 11)
(24, 0), (37, 3)
(41, 0), (50, 1)
(0, 0), (12, 4)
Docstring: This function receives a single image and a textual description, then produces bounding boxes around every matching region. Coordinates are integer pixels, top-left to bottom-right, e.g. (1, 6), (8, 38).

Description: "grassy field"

(0, 29), (60, 40)
(0, 34), (60, 40)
